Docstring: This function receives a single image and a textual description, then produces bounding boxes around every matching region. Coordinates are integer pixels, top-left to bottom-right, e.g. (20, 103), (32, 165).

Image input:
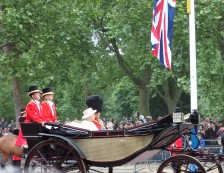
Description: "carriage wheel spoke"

(25, 140), (86, 173)
(157, 155), (206, 173)
(37, 150), (49, 165)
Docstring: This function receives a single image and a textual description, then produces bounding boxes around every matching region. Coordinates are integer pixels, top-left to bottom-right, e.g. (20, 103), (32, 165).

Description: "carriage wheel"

(202, 162), (223, 173)
(24, 139), (86, 173)
(157, 154), (206, 173)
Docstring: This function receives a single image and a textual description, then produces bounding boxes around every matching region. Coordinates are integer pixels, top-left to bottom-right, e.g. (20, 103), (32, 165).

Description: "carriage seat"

(45, 123), (91, 137)
(20, 122), (48, 137)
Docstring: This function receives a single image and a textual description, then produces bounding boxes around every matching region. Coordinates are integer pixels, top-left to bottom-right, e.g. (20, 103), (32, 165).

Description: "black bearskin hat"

(86, 95), (103, 113)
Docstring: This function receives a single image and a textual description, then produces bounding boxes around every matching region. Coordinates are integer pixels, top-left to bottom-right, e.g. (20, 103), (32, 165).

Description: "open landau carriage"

(20, 113), (210, 173)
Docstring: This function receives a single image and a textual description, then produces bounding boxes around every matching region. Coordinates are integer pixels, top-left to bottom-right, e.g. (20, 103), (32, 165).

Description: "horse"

(0, 134), (22, 167)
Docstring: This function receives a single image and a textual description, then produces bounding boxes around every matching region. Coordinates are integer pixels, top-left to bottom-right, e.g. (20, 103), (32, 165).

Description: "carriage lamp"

(173, 107), (184, 123)
(173, 112), (184, 123)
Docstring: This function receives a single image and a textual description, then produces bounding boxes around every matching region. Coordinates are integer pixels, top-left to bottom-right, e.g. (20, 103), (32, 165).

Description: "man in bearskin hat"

(86, 95), (104, 130)
(41, 87), (57, 122)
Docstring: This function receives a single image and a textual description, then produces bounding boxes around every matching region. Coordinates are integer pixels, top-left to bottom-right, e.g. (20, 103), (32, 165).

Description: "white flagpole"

(188, 0), (198, 114)
(188, 0), (199, 151)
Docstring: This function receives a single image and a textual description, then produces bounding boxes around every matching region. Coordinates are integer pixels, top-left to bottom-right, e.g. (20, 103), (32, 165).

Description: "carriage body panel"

(73, 134), (154, 162)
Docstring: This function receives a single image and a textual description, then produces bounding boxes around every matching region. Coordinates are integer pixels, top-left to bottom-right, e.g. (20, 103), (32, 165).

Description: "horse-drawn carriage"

(19, 113), (220, 173)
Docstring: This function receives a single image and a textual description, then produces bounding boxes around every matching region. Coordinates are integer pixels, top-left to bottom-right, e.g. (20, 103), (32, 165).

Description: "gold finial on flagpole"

(187, 0), (191, 13)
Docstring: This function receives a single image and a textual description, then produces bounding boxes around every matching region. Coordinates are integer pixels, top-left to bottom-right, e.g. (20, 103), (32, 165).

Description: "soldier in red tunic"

(41, 87), (57, 122)
(86, 95), (104, 130)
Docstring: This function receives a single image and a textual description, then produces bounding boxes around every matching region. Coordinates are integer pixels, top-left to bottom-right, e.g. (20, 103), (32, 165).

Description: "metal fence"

(133, 139), (223, 172)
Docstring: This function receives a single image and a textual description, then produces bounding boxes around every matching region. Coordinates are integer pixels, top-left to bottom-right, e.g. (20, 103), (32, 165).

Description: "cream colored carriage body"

(73, 134), (154, 162)
(62, 120), (194, 164)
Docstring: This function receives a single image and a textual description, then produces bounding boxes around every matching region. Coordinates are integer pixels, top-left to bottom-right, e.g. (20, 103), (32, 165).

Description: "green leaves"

(0, 0), (223, 120)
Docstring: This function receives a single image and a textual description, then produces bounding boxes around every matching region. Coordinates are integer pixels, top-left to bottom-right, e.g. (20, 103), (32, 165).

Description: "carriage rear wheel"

(24, 139), (86, 173)
(202, 161), (223, 173)
(157, 154), (206, 173)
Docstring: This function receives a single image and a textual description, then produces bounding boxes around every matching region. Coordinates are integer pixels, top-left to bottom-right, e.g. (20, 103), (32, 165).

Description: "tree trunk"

(217, 20), (224, 61)
(1, 4), (25, 127)
(2, 45), (24, 128)
(167, 101), (177, 114)
(12, 77), (25, 127)
(110, 38), (151, 117)
(139, 85), (149, 116)
(156, 78), (183, 114)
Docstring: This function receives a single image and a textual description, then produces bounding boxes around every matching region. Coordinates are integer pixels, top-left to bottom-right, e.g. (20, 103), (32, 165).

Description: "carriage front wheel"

(24, 139), (86, 173)
(157, 154), (206, 173)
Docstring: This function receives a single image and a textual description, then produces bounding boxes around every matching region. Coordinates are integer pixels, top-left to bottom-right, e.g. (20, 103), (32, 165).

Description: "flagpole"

(188, 0), (198, 115)
(188, 0), (198, 150)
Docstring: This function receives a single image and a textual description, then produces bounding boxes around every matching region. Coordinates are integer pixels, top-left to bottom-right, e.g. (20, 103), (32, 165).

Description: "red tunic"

(92, 120), (102, 130)
(15, 100), (45, 147)
(41, 101), (57, 122)
(15, 129), (27, 147)
(25, 100), (45, 123)
(12, 155), (21, 161)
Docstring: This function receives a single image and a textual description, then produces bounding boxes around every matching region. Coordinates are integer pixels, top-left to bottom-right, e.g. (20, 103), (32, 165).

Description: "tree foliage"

(0, 0), (223, 122)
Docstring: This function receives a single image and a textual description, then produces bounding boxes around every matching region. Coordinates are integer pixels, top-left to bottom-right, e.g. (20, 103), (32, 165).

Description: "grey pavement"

(0, 162), (222, 173)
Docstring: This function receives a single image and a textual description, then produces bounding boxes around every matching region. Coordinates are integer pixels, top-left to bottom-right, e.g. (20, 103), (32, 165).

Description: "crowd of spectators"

(0, 118), (17, 137)
(64, 112), (153, 131)
(198, 117), (224, 146)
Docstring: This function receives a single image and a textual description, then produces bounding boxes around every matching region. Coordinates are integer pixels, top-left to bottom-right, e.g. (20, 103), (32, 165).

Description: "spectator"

(216, 126), (224, 138)
(201, 117), (210, 130)
(3, 127), (10, 135)
(221, 134), (224, 153)
(129, 122), (135, 128)
(9, 119), (16, 130)
(129, 117), (135, 125)
(118, 122), (125, 129)
(198, 124), (206, 139)
(139, 115), (147, 123)
(106, 119), (114, 130)
(7, 125), (13, 133)
(217, 125), (224, 153)
(136, 119), (143, 125)
(205, 121), (218, 145)
(0, 118), (8, 129)
(65, 118), (70, 124)
(113, 120), (118, 130)
(198, 133), (205, 148)
(146, 116), (152, 123)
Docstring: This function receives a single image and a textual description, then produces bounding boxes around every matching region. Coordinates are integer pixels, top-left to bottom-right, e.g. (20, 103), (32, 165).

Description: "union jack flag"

(151, 0), (176, 70)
